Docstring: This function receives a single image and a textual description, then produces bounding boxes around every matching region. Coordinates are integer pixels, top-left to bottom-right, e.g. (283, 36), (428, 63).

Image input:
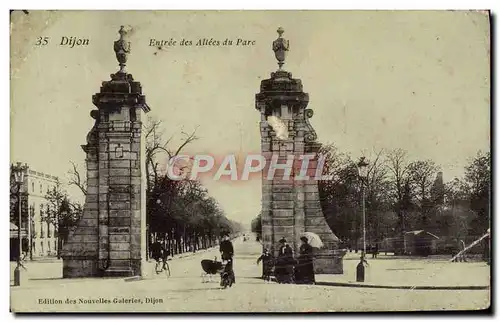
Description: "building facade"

(11, 164), (59, 259)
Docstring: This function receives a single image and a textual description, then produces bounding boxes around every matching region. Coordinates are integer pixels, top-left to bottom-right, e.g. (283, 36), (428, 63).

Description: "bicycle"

(154, 257), (171, 277)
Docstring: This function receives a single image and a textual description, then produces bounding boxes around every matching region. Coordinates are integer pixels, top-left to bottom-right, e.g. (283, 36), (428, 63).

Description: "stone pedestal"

(256, 69), (345, 274)
(62, 28), (150, 277)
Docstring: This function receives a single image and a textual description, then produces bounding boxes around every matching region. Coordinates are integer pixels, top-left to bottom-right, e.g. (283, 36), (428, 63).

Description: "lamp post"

(356, 157), (369, 282)
(29, 206), (33, 261)
(13, 162), (26, 286)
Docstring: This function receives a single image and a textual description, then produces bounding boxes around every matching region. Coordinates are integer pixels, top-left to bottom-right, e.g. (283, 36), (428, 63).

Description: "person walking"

(219, 233), (235, 284)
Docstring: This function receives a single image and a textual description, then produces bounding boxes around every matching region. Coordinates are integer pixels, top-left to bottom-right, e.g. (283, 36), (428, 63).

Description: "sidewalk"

(10, 244), (222, 289)
(316, 256), (490, 290)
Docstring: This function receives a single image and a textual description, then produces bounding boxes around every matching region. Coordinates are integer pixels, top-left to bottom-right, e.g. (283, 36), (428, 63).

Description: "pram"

(201, 257), (223, 283)
(200, 257), (234, 288)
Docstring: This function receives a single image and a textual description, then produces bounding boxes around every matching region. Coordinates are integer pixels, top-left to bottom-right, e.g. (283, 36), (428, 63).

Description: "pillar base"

(62, 258), (101, 278)
(104, 267), (134, 277)
(314, 249), (347, 274)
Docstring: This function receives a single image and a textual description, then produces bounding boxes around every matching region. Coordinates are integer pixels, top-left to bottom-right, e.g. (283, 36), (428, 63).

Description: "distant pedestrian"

(452, 239), (466, 262)
(459, 240), (467, 262)
(373, 243), (379, 259)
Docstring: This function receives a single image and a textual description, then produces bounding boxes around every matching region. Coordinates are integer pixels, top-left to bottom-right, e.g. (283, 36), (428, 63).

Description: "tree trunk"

(145, 227), (150, 261)
(183, 226), (187, 253)
(57, 236), (62, 259)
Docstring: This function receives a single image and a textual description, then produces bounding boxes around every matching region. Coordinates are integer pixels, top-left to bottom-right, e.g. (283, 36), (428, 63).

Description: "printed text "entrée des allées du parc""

(149, 38), (256, 47)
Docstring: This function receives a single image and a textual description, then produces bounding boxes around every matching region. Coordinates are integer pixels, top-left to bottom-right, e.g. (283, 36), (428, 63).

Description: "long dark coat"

(296, 242), (315, 284)
(276, 244), (295, 283)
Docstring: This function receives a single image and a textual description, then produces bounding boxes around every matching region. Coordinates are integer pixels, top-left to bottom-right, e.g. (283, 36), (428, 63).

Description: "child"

(257, 249), (274, 281)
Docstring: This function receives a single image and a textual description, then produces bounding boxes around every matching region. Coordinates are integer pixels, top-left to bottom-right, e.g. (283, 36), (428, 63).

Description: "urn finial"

(272, 27), (289, 70)
(113, 25), (131, 73)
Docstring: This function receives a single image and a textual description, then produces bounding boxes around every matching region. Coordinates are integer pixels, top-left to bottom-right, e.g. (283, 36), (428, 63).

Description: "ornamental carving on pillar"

(304, 109), (318, 143)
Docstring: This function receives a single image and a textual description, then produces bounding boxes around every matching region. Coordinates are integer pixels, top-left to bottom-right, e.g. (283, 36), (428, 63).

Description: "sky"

(10, 10), (490, 226)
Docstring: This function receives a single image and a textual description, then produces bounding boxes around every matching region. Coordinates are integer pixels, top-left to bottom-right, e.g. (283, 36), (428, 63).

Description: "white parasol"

(300, 232), (324, 249)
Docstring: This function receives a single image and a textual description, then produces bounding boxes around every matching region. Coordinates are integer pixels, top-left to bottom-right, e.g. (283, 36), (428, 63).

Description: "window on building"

(30, 204), (36, 238)
(32, 182), (34, 192)
(40, 207), (45, 238)
(40, 184), (42, 194)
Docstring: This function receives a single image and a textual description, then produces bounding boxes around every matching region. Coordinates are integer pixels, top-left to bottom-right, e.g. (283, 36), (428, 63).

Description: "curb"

(172, 246), (219, 260)
(314, 281), (490, 290)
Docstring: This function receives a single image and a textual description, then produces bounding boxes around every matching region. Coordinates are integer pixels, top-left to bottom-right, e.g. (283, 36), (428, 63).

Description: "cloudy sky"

(10, 11), (490, 226)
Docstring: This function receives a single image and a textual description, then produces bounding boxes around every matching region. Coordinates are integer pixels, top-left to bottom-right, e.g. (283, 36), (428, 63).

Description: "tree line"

(143, 117), (243, 257)
(252, 145), (490, 254)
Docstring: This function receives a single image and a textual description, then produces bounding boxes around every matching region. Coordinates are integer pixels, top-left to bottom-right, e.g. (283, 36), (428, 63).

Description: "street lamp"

(13, 162), (26, 286)
(29, 206), (34, 261)
(356, 157), (369, 282)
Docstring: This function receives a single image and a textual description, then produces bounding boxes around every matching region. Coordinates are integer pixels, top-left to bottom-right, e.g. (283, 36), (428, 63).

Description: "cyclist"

(151, 239), (168, 271)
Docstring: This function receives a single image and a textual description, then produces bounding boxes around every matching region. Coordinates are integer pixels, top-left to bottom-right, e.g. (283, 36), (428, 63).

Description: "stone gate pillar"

(62, 26), (150, 278)
(256, 28), (345, 274)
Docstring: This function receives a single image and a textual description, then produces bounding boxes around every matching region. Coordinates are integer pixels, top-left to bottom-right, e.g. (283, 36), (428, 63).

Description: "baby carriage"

(200, 257), (234, 289)
(201, 257), (223, 283)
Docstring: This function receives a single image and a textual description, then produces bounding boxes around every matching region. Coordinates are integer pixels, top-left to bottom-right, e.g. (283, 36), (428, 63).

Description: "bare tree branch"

(67, 161), (87, 195)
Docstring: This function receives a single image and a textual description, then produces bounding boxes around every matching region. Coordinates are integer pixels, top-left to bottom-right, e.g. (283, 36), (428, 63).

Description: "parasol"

(301, 232), (324, 249)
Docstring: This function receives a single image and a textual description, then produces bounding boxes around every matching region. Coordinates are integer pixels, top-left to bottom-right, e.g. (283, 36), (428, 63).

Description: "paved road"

(10, 236), (490, 312)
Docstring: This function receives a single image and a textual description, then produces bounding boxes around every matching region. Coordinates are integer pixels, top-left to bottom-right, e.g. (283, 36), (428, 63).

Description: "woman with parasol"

(296, 232), (324, 284)
(295, 236), (315, 284)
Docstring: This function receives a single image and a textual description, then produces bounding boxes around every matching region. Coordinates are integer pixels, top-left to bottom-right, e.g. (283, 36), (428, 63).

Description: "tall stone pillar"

(62, 26), (150, 278)
(256, 28), (344, 274)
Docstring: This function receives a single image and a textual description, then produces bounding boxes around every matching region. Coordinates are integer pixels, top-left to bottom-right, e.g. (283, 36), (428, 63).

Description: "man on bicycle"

(219, 233), (235, 284)
(151, 239), (168, 271)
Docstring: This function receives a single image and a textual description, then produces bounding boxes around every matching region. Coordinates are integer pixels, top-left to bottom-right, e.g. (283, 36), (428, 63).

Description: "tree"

(10, 166), (21, 224)
(67, 161), (87, 195)
(318, 144), (360, 244)
(463, 151), (491, 235)
(386, 148), (412, 233)
(407, 159), (439, 228)
(251, 212), (262, 237)
(144, 116), (198, 195)
(143, 116), (200, 257)
(363, 149), (392, 242)
(44, 180), (82, 258)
